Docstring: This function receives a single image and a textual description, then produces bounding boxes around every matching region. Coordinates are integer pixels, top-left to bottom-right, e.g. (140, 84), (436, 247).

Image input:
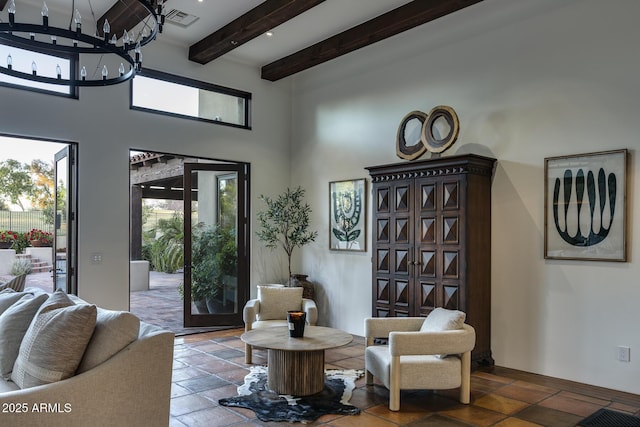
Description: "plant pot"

(290, 274), (314, 300)
(193, 299), (209, 314)
(206, 296), (233, 314)
(0, 242), (12, 249)
(30, 240), (51, 247)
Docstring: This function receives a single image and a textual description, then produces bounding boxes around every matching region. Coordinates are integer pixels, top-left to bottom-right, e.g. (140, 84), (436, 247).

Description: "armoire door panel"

(420, 217), (436, 243)
(420, 282), (436, 310)
(443, 216), (459, 243)
(443, 285), (459, 310)
(395, 217), (410, 243)
(420, 250), (436, 277)
(443, 251), (459, 278)
(375, 278), (390, 304)
(377, 218), (390, 242)
(394, 280), (410, 308)
(376, 187), (390, 213)
(395, 185), (411, 212)
(420, 183), (436, 210)
(375, 308), (390, 318)
(376, 248), (390, 273)
(443, 181), (460, 209)
(394, 249), (410, 274)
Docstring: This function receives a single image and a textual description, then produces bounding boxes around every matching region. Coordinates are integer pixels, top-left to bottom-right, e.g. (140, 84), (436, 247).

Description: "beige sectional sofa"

(0, 288), (174, 427)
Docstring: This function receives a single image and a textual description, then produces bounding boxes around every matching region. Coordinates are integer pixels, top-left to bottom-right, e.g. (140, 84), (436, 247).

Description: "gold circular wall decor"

(396, 110), (428, 160)
(421, 105), (460, 154)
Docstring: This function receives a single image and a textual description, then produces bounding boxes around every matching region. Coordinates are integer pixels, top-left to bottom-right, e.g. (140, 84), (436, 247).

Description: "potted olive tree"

(256, 186), (318, 286)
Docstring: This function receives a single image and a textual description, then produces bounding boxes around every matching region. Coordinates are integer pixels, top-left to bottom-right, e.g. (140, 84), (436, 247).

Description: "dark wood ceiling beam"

(189, 0), (325, 65)
(262, 0), (483, 81)
(98, 0), (155, 39)
(0, 1), (8, 11)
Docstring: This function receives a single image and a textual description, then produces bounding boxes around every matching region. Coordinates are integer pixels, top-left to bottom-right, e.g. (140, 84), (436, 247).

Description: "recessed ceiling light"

(265, 31), (273, 37)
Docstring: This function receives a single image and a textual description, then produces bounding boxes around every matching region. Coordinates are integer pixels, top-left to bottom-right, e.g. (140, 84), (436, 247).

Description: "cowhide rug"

(219, 366), (363, 423)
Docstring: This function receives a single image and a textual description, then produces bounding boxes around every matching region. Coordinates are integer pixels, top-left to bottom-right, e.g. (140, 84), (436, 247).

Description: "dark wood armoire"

(366, 154), (496, 365)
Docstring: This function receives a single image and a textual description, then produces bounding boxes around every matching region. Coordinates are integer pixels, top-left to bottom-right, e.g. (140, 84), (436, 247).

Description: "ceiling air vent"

(165, 9), (200, 28)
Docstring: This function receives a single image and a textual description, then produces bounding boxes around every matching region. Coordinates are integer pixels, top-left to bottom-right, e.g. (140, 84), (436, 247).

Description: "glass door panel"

(183, 163), (248, 327)
(53, 146), (77, 294)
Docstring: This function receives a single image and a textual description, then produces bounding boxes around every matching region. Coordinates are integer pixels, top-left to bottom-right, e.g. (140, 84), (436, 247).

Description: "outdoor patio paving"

(23, 271), (235, 336)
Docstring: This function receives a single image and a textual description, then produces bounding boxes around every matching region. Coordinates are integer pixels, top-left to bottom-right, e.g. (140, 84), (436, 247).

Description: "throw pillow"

(0, 293), (48, 379)
(38, 288), (76, 314)
(77, 308), (140, 373)
(257, 286), (303, 321)
(11, 294), (96, 389)
(420, 307), (466, 332)
(0, 290), (28, 315)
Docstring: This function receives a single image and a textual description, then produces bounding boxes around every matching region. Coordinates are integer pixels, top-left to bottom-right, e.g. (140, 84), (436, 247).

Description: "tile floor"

(21, 273), (640, 426)
(171, 329), (640, 427)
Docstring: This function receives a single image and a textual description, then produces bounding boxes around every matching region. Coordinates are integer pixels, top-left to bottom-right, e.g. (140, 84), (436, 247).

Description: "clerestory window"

(130, 69), (251, 129)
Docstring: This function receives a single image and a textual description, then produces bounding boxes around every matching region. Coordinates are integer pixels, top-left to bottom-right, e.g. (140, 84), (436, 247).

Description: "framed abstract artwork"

(329, 178), (366, 252)
(544, 149), (628, 261)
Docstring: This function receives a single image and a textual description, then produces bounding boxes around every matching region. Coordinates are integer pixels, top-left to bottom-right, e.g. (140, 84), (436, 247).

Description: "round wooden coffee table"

(241, 326), (352, 396)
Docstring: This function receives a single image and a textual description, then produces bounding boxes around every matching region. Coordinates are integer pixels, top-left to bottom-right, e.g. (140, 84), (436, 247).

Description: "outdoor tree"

(256, 186), (318, 285)
(0, 159), (32, 211)
(28, 159), (55, 223)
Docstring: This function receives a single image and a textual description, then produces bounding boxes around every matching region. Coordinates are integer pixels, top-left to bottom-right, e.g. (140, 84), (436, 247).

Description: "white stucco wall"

(290, 0), (640, 394)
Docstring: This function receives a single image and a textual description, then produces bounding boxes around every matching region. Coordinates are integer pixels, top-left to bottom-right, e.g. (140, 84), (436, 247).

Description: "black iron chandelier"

(0, 0), (164, 86)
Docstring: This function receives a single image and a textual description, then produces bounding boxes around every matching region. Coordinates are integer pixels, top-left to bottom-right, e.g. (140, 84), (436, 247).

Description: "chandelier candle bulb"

(6, 54), (11, 70)
(8, 0), (15, 25)
(51, 35), (56, 44)
(102, 65), (108, 80)
(80, 66), (87, 80)
(31, 61), (36, 75)
(56, 64), (61, 79)
(41, 2), (48, 28)
(74, 9), (82, 34)
(103, 19), (110, 42)
(110, 34), (117, 45)
(119, 63), (125, 76)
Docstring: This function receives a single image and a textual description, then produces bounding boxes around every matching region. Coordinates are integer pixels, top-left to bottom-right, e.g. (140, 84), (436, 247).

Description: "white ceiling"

(20, 0), (413, 66)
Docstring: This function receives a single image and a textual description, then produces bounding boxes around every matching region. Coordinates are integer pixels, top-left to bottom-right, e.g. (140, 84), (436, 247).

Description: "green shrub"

(143, 213), (184, 273)
(11, 258), (32, 276)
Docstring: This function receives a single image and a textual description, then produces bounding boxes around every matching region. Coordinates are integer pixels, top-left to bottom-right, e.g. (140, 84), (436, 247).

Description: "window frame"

(130, 68), (252, 130)
(0, 38), (78, 99)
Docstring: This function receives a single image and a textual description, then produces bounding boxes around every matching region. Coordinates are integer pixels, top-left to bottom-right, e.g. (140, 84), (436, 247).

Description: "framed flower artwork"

(329, 179), (366, 252)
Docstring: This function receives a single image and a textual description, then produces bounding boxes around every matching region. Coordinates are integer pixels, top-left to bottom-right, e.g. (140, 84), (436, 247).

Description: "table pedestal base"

(268, 349), (324, 396)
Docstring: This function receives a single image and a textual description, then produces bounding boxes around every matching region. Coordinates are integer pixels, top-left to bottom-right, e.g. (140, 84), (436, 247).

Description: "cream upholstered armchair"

(243, 285), (317, 363)
(364, 308), (476, 411)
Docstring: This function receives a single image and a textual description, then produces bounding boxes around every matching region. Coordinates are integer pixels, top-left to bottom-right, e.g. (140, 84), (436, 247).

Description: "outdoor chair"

(0, 274), (27, 292)
(364, 308), (476, 411)
(243, 285), (317, 364)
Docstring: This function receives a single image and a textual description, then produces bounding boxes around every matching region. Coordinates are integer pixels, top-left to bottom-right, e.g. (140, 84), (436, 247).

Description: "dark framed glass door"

(183, 162), (249, 327)
(53, 145), (77, 294)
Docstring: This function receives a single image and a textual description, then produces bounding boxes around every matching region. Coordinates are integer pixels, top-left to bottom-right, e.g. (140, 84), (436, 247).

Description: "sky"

(0, 135), (65, 164)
